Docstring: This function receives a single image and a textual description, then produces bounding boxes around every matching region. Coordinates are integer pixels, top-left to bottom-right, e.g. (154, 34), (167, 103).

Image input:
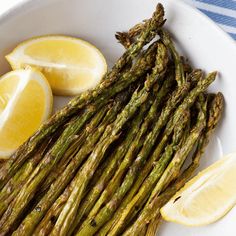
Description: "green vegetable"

(123, 93), (223, 235)
(12, 92), (130, 236)
(51, 42), (168, 236)
(0, 3), (165, 190)
(76, 83), (190, 235)
(81, 71), (174, 234)
(106, 109), (190, 235)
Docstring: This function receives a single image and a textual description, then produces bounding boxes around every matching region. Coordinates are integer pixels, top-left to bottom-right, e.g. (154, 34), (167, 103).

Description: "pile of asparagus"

(0, 3), (223, 236)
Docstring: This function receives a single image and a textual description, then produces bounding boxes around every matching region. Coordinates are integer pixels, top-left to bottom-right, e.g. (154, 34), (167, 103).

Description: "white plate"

(0, 0), (236, 235)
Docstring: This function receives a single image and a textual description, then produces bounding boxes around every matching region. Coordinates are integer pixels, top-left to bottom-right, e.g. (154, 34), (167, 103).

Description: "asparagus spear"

(77, 72), (174, 233)
(76, 84), (189, 236)
(79, 94), (164, 233)
(70, 101), (153, 231)
(108, 3), (164, 72)
(32, 183), (72, 236)
(145, 215), (162, 236)
(118, 71), (201, 202)
(148, 96), (207, 201)
(0, 107), (100, 234)
(39, 88), (157, 235)
(0, 140), (51, 217)
(12, 126), (87, 211)
(31, 108), (111, 208)
(35, 148), (121, 236)
(50, 96), (140, 236)
(11, 91), (130, 236)
(50, 43), (168, 236)
(140, 225), (148, 236)
(37, 100), (112, 197)
(129, 100), (206, 236)
(29, 145), (108, 236)
(0, 124), (70, 217)
(116, 23), (144, 49)
(123, 118), (206, 236)
(0, 121), (72, 216)
(0, 4), (165, 189)
(116, 19), (154, 49)
(123, 93), (223, 236)
(181, 56), (193, 75)
(80, 72), (215, 236)
(34, 95), (153, 236)
(187, 69), (203, 85)
(37, 133), (86, 195)
(99, 69), (202, 235)
(14, 75), (151, 236)
(103, 3), (164, 87)
(80, 106), (155, 227)
(0, 122), (67, 204)
(160, 29), (185, 86)
(169, 93), (224, 189)
(116, 4), (165, 49)
(106, 110), (190, 235)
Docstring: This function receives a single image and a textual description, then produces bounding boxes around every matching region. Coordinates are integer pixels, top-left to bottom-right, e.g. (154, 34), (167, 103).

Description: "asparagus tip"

(209, 71), (218, 78)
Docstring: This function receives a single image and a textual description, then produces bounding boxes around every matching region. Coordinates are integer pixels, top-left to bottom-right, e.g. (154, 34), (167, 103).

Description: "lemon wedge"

(6, 36), (107, 96)
(0, 68), (53, 159)
(161, 153), (236, 226)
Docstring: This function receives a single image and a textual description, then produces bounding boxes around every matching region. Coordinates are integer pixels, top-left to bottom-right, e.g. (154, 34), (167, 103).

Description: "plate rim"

(0, 0), (235, 234)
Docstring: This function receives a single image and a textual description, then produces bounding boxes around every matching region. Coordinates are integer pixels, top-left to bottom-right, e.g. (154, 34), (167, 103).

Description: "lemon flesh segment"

(0, 69), (52, 159)
(6, 36), (107, 96)
(161, 153), (236, 226)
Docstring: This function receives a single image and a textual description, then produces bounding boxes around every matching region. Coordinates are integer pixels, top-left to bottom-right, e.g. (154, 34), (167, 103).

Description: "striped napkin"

(184, 0), (236, 40)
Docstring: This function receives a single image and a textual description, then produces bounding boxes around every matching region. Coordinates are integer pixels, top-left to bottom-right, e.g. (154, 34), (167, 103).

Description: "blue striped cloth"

(184, 0), (236, 40)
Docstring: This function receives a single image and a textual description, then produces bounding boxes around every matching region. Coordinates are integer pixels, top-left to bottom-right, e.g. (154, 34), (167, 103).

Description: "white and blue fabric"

(184, 0), (236, 40)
